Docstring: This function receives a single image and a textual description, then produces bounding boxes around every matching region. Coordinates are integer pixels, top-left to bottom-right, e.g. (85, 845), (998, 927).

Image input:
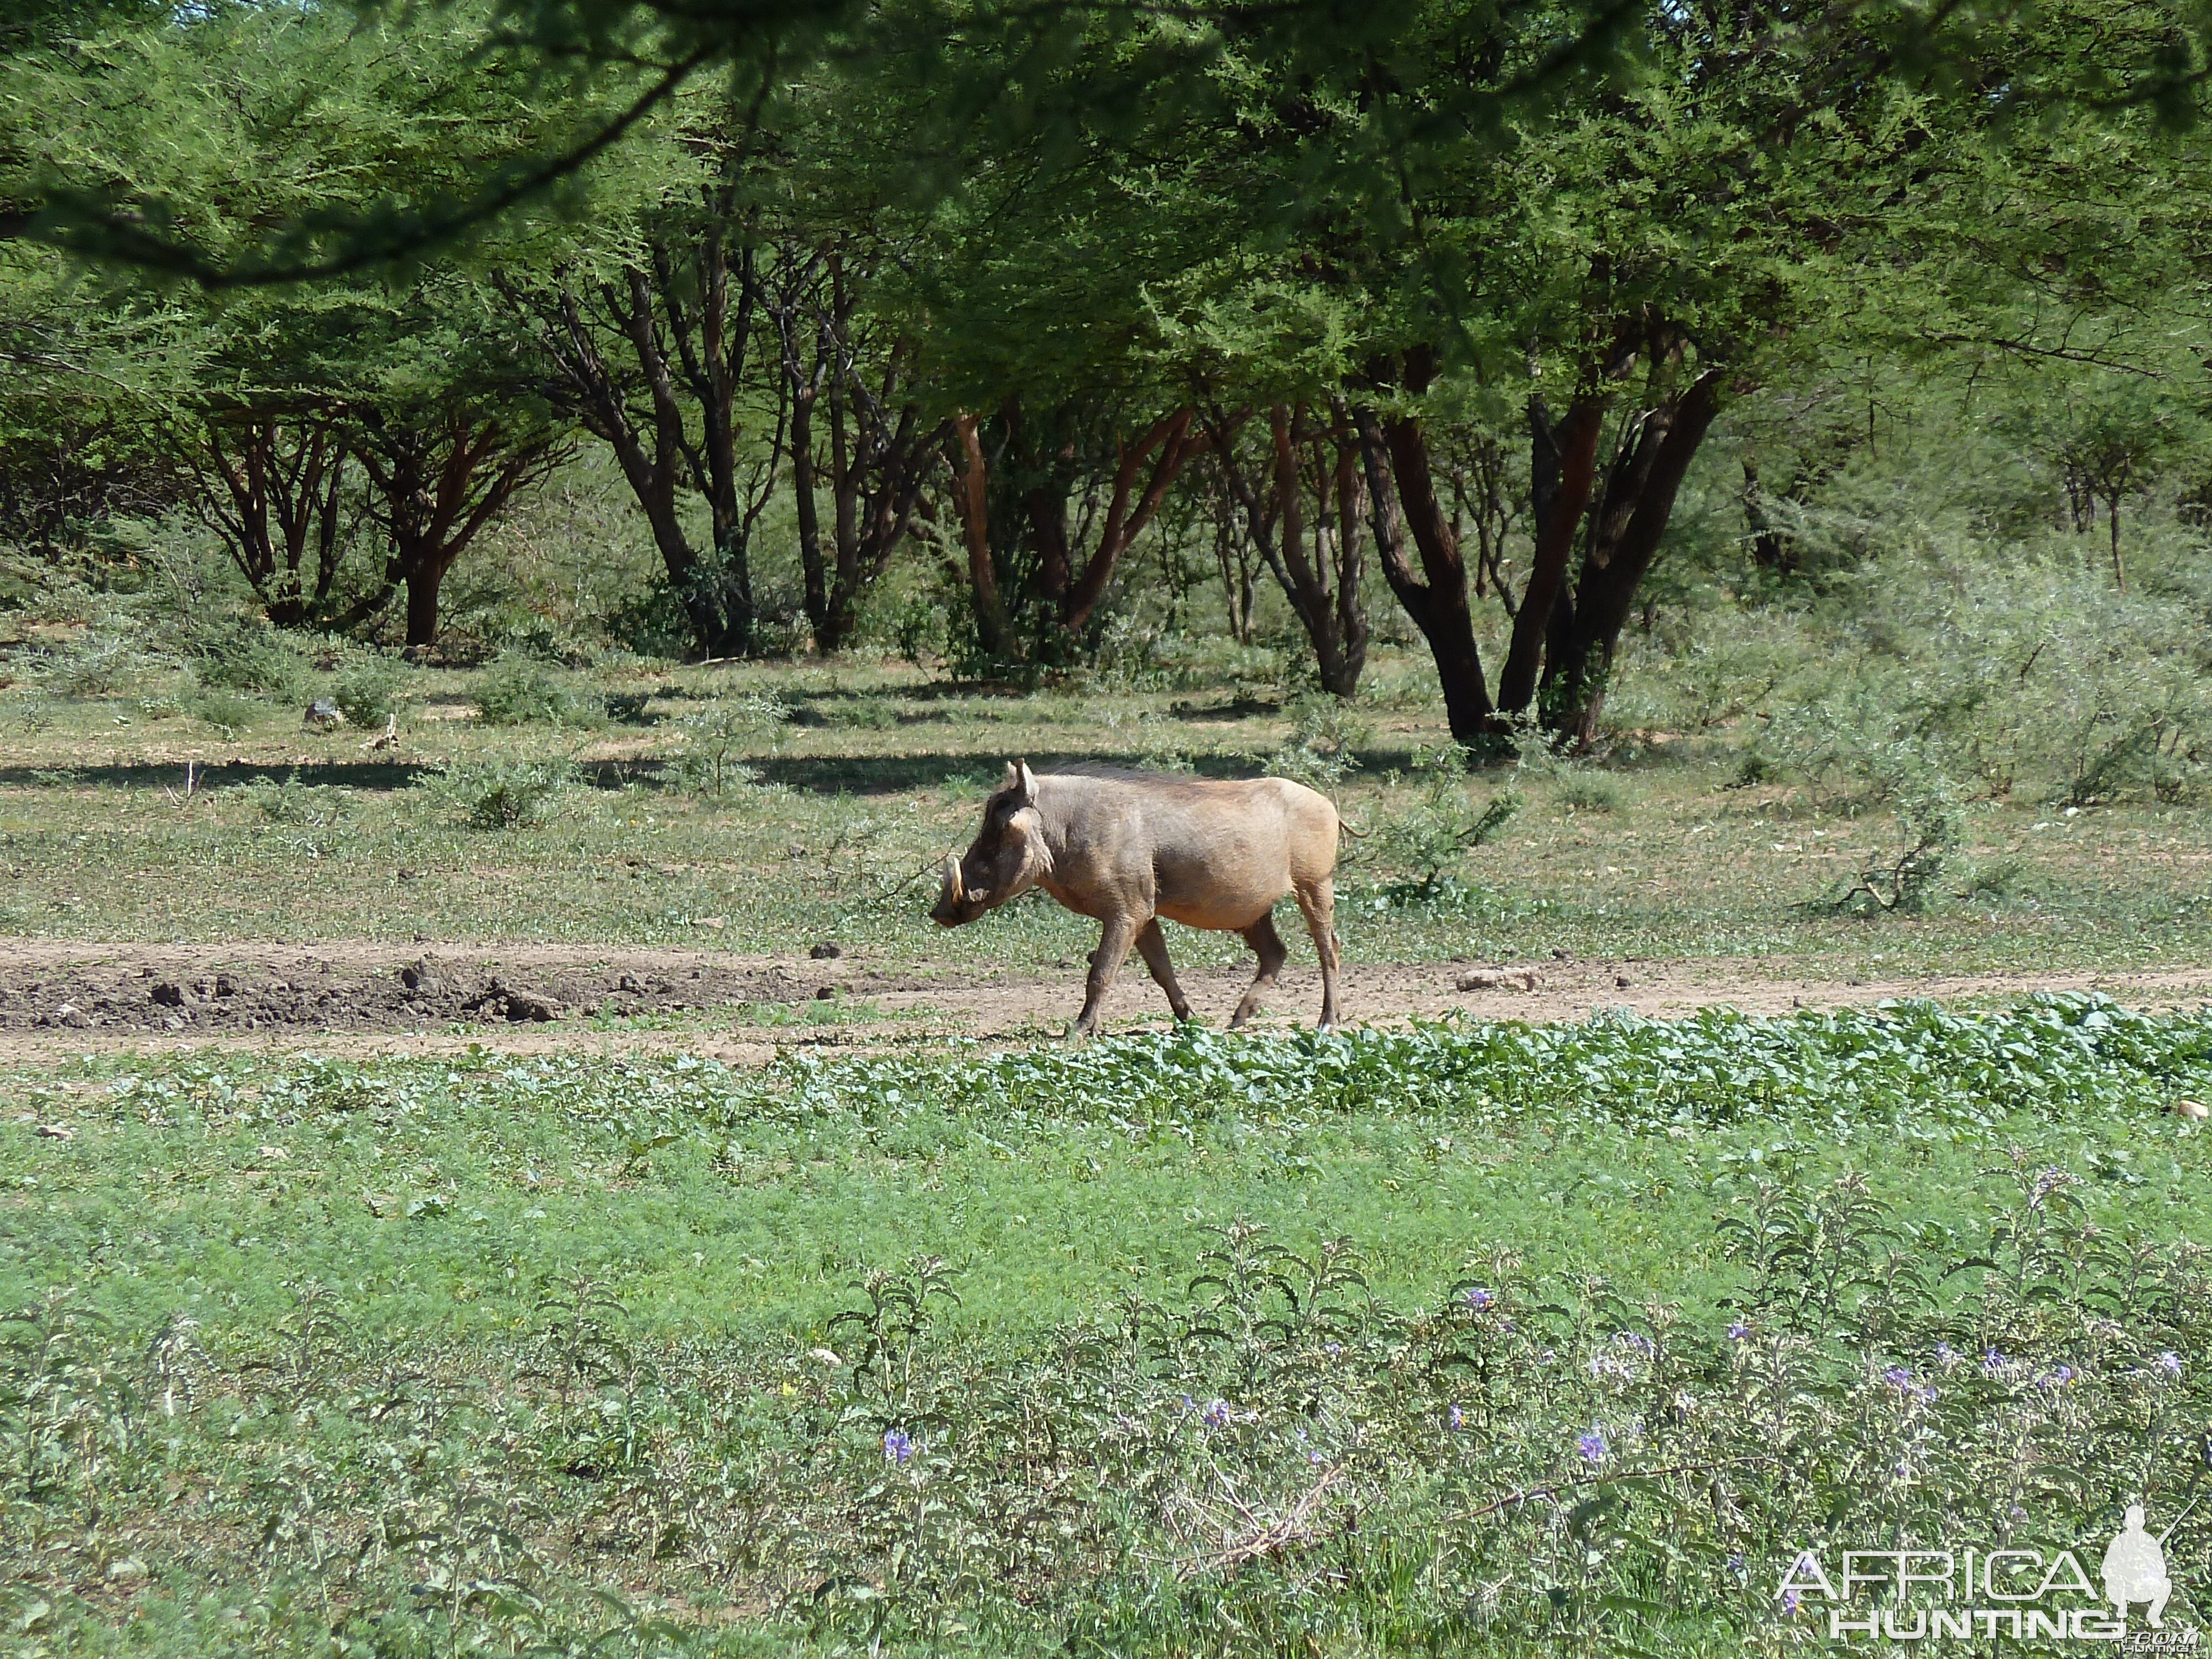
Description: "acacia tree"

(1207, 403), (1369, 697)
(770, 242), (946, 653)
(189, 407), (361, 628)
(497, 152), (784, 659)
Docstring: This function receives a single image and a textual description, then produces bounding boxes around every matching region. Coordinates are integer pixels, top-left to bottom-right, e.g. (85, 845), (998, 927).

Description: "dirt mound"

(0, 940), (870, 1038)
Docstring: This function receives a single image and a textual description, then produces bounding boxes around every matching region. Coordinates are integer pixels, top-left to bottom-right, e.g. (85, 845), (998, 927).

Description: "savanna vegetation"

(4, 0), (2212, 1652)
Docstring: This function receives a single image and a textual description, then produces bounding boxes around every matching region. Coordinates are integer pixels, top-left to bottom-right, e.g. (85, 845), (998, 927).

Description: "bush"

(471, 654), (606, 728)
(331, 658), (406, 728)
(184, 687), (263, 735)
(1368, 744), (1520, 898)
(674, 692), (786, 794)
(191, 627), (314, 703)
(236, 771), (353, 826)
(1736, 547), (2212, 807)
(1555, 768), (1629, 813)
(1266, 693), (1370, 789)
(425, 759), (581, 830)
(46, 633), (140, 696)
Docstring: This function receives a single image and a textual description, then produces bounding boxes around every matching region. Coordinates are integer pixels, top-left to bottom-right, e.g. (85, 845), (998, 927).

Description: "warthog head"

(931, 759), (1051, 927)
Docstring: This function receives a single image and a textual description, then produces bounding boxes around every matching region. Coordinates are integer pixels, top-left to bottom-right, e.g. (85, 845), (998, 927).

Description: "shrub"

(1266, 693), (1371, 789)
(184, 687), (263, 735)
(1368, 744), (1520, 898)
(331, 658), (406, 728)
(674, 692), (786, 794)
(47, 633), (140, 696)
(1555, 768), (1628, 813)
(426, 758), (581, 830)
(191, 628), (314, 702)
(237, 771), (353, 826)
(471, 654), (606, 728)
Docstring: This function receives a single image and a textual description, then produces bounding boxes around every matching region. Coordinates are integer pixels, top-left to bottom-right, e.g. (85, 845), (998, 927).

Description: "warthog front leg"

(1230, 914), (1288, 1029)
(1072, 914), (1139, 1039)
(1293, 878), (1341, 1030)
(1134, 919), (1195, 1022)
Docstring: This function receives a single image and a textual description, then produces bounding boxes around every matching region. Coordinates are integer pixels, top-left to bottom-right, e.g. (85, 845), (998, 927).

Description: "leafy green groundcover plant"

(4, 997), (2209, 1656)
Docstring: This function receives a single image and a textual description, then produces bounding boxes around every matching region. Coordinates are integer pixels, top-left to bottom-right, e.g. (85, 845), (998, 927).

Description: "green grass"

(4, 650), (2212, 979)
(5, 999), (2209, 1655)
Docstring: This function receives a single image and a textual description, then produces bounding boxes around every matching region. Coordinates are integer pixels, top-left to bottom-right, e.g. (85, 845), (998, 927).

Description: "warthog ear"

(940, 853), (964, 904)
(1014, 758), (1038, 806)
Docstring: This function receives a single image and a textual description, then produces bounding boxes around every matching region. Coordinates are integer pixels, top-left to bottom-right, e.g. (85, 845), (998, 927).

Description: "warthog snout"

(931, 853), (976, 927)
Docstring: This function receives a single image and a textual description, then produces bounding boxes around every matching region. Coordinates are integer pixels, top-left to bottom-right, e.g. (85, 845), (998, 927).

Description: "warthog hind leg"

(1072, 914), (1139, 1039)
(1293, 878), (1342, 1030)
(1135, 919), (1196, 1022)
(1230, 914), (1288, 1029)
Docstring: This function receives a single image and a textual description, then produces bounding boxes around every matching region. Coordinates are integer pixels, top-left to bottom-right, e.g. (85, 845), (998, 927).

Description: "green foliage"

(1739, 550), (2212, 807)
(190, 627), (314, 703)
(7, 1000), (2212, 1655)
(44, 633), (140, 697)
(1265, 693), (1369, 790)
(331, 657), (407, 728)
(674, 692), (785, 794)
(236, 771), (354, 827)
(1368, 745), (1520, 899)
(181, 686), (262, 735)
(424, 757), (581, 829)
(471, 654), (606, 729)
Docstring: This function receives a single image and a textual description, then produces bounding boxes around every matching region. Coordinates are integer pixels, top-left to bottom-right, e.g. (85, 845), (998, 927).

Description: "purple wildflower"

(1726, 1552), (1746, 1578)
(1577, 1428), (1608, 1464)
(883, 1429), (914, 1465)
(2154, 1352), (2183, 1380)
(1324, 1342), (1343, 1358)
(1615, 1331), (1656, 1357)
(1448, 1404), (1465, 1431)
(1780, 1588), (1802, 1616)
(1934, 1342), (1959, 1368)
(1883, 1365), (1914, 1392)
(1981, 1349), (2008, 1378)
(1465, 1286), (1495, 1310)
(1202, 1399), (1233, 1430)
(2038, 1364), (2077, 1390)
(1726, 1321), (1750, 1342)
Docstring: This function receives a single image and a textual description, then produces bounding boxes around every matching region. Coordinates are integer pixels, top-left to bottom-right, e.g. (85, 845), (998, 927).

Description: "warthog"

(931, 760), (1343, 1035)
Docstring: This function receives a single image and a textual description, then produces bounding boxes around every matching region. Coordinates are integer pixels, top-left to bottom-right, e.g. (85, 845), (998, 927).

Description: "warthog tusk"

(941, 853), (964, 905)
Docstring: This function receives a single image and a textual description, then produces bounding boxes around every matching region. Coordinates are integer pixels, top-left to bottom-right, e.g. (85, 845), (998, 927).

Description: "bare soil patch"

(2, 936), (2207, 1063)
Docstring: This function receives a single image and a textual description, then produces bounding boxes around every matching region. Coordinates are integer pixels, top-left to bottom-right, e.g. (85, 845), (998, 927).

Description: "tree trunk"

(1359, 398), (1496, 743)
(1498, 394), (1604, 716)
(403, 554), (448, 649)
(1546, 370), (1723, 743)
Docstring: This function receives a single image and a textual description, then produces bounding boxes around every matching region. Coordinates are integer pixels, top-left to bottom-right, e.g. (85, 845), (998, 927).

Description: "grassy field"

(4, 647), (2211, 985)
(5, 638), (2212, 1655)
(4, 1004), (2210, 1655)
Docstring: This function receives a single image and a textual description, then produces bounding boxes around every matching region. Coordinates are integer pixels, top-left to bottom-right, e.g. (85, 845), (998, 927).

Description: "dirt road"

(2, 936), (2207, 1064)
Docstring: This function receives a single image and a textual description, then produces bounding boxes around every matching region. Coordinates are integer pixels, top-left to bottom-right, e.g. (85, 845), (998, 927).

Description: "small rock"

(103, 1557), (148, 1583)
(35, 1123), (74, 1141)
(1457, 968), (1540, 993)
(618, 974), (644, 994)
(256, 1144), (289, 1162)
(807, 1347), (844, 1368)
(810, 941), (844, 960)
(503, 990), (561, 1023)
(214, 974), (237, 998)
(815, 985), (838, 1000)
(150, 982), (185, 1008)
(303, 698), (344, 729)
(692, 916), (727, 931)
(2174, 1099), (2209, 1121)
(1615, 974), (1632, 989)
